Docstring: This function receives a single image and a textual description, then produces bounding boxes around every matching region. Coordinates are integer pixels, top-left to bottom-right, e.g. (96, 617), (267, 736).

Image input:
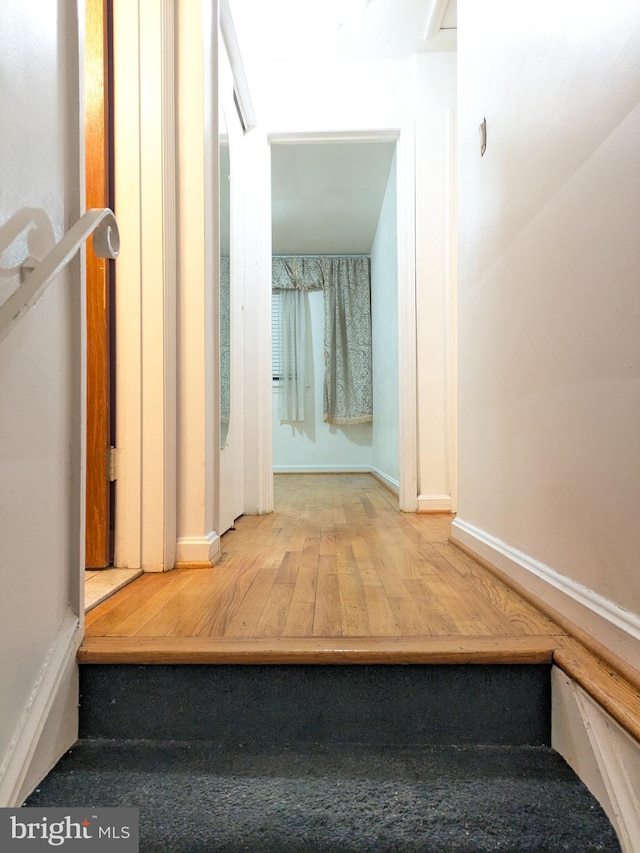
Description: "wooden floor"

(81, 474), (568, 664)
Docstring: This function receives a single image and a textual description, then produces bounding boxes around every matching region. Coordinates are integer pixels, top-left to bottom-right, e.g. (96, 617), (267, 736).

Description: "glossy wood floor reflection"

(81, 474), (566, 663)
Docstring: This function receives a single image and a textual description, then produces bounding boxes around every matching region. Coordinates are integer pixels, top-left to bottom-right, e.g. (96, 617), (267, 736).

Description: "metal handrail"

(0, 208), (119, 345)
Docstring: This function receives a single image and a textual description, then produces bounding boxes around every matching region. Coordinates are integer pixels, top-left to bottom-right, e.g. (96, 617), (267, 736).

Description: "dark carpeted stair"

(25, 664), (621, 851)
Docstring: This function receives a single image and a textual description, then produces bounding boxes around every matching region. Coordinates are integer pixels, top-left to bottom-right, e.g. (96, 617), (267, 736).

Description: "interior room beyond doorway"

(270, 140), (401, 495)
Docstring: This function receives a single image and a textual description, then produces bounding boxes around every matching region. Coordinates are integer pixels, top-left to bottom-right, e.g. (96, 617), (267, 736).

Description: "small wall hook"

(479, 118), (487, 157)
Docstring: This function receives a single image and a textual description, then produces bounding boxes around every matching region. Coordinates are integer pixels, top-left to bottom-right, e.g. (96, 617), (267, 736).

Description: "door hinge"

(108, 446), (120, 482)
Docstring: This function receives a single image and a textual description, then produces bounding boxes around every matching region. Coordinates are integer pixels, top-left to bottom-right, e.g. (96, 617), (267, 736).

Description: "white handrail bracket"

(0, 208), (119, 345)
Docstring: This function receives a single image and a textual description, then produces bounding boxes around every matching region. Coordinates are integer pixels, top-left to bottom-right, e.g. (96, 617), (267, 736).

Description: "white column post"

(175, 0), (221, 567)
(113, 0), (178, 570)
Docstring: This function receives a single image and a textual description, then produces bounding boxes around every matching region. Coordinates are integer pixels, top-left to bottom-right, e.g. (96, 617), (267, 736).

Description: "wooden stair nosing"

(553, 637), (640, 745)
(450, 538), (640, 746)
(78, 634), (560, 665)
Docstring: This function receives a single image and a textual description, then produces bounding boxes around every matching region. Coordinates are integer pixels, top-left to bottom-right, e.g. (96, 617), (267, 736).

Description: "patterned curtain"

(322, 256), (372, 425)
(272, 256), (325, 291)
(272, 255), (373, 426)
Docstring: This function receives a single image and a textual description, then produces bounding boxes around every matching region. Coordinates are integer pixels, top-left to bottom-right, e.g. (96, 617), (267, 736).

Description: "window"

(271, 291), (282, 383)
(273, 288), (309, 422)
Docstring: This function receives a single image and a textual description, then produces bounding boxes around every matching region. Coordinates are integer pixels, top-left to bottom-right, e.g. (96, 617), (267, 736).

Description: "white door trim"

(394, 119), (418, 512)
(265, 120), (418, 511)
(242, 127), (274, 516)
(112, 0), (178, 570)
(218, 39), (246, 535)
(174, 0), (221, 568)
(446, 108), (458, 515)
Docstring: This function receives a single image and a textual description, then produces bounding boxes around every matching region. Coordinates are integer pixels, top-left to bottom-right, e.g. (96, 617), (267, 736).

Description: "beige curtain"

(278, 288), (309, 422)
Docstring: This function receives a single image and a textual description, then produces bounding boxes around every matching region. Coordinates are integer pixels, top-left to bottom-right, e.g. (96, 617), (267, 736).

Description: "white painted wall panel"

(371, 150), (400, 486)
(456, 0), (640, 614)
(0, 0), (82, 802)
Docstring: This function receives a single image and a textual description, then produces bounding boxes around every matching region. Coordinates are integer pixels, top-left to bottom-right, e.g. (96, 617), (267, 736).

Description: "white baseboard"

(273, 464), (372, 474)
(370, 467), (399, 495)
(450, 517), (640, 670)
(0, 611), (81, 807)
(174, 531), (220, 567)
(417, 494), (453, 512)
(552, 667), (639, 853)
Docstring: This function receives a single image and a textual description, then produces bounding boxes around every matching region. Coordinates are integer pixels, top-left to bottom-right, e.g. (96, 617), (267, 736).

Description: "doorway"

(255, 125), (418, 512)
(270, 140), (399, 493)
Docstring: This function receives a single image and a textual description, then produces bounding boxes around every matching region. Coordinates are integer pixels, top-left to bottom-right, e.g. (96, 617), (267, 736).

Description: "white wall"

(0, 0), (82, 804)
(245, 58), (416, 132)
(453, 0), (640, 656)
(273, 290), (374, 472)
(371, 150), (400, 489)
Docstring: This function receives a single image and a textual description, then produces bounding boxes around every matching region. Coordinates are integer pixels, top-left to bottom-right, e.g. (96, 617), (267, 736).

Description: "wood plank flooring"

(81, 474), (567, 663)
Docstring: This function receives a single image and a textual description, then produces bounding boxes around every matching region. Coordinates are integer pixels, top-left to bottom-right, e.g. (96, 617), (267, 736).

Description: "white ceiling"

(227, 0), (456, 256)
(228, 0), (456, 62)
(271, 141), (396, 255)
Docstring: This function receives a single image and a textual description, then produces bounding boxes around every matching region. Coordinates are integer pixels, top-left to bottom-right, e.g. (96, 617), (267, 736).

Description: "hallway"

(81, 474), (566, 664)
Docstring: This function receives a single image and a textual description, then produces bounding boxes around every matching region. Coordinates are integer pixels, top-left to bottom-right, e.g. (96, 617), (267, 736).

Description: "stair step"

(80, 663), (551, 746)
(77, 635), (559, 664)
(25, 740), (621, 851)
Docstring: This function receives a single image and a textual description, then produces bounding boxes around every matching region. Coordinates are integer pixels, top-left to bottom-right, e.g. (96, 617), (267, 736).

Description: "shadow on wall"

(276, 310), (373, 449)
(327, 422), (373, 447)
(0, 208), (56, 304)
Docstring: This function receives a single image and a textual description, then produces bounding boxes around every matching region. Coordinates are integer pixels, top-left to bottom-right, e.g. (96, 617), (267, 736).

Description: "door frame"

(111, 0), (178, 570)
(84, 0), (112, 567)
(217, 37), (247, 536)
(247, 119), (418, 512)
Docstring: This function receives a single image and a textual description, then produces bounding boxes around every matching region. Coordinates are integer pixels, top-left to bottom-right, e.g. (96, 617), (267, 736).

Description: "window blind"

(271, 291), (281, 382)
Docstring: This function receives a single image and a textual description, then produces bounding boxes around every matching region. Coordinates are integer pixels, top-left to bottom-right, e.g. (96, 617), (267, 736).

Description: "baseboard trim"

(0, 611), (81, 807)
(273, 464), (372, 474)
(370, 467), (399, 495)
(450, 518), (640, 676)
(174, 531), (220, 568)
(418, 494), (453, 513)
